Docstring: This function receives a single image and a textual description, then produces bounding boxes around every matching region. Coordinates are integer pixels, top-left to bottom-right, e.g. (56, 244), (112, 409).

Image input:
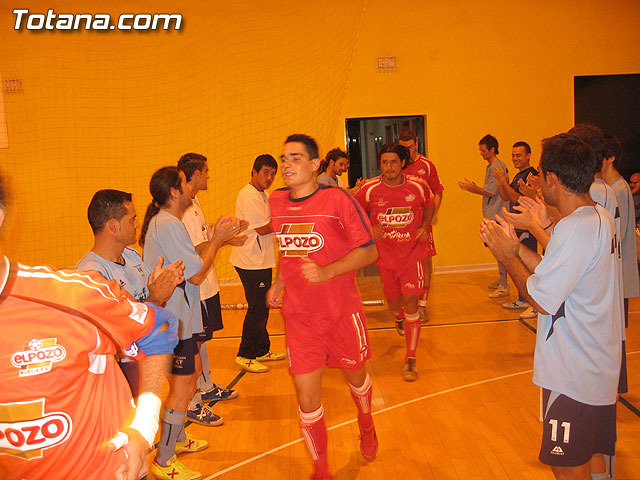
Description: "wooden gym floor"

(153, 270), (640, 479)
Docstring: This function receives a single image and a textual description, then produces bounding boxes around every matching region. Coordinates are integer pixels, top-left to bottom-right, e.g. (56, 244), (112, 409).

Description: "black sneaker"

(201, 384), (238, 401)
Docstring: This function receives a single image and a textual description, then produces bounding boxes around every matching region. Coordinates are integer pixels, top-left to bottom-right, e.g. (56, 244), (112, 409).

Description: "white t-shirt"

(182, 196), (220, 299)
(527, 205), (622, 405)
(230, 183), (276, 270)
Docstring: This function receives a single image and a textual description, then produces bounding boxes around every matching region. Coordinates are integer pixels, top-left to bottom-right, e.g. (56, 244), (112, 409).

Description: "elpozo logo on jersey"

(11, 338), (66, 377)
(276, 223), (324, 256)
(377, 207), (414, 228)
(0, 399), (72, 459)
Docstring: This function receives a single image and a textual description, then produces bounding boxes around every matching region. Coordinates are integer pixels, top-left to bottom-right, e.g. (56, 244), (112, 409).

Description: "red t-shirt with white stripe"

(403, 154), (444, 197)
(356, 175), (432, 269)
(269, 184), (374, 320)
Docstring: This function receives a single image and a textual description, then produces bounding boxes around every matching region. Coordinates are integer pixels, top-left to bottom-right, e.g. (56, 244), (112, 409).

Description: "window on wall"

(345, 115), (426, 185)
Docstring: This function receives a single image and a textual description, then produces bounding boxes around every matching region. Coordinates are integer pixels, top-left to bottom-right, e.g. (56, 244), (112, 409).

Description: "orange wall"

(339, 0), (640, 267)
(1, 0), (639, 276)
(0, 0), (367, 278)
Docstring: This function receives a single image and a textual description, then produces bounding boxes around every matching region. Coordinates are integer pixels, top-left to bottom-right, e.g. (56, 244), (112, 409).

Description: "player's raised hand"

(211, 216), (237, 244)
(480, 216), (519, 263)
(492, 167), (507, 184)
(224, 218), (249, 246)
(301, 257), (329, 283)
(458, 178), (476, 192)
(147, 257), (184, 306)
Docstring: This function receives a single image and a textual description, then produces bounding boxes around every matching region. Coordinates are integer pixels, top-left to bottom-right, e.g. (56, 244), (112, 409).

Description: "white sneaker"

(488, 285), (509, 298)
(520, 306), (537, 319)
(502, 300), (528, 309)
(487, 280), (501, 289)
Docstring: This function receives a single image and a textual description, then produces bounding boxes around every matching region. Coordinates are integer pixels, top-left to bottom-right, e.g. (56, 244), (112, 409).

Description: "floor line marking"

(202, 369), (532, 479)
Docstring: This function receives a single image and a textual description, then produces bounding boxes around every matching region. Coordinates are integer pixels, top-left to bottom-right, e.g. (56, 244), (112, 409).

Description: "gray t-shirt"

(610, 176), (639, 299)
(317, 172), (338, 186)
(527, 205), (622, 405)
(482, 159), (509, 219)
(143, 209), (203, 340)
(76, 247), (150, 302)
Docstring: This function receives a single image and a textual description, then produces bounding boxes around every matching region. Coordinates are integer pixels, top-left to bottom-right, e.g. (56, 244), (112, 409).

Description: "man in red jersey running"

(398, 130), (443, 322)
(356, 143), (434, 381)
(266, 134), (379, 480)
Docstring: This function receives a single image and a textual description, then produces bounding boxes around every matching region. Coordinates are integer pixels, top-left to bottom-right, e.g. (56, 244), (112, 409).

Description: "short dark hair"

(602, 133), (622, 171)
(140, 166), (183, 246)
(325, 148), (348, 163)
(479, 134), (499, 155)
(87, 189), (132, 234)
(567, 123), (606, 170)
(399, 130), (418, 143)
(540, 133), (597, 194)
(252, 154), (278, 174)
(178, 153), (207, 182)
(378, 143), (410, 165)
(285, 134), (319, 160)
(512, 141), (531, 154)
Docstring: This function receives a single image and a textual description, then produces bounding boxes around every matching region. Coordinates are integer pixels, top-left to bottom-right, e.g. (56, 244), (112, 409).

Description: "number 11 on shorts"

(548, 419), (571, 443)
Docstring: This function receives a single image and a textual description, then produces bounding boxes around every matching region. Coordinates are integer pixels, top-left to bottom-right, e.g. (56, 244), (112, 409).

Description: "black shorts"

(194, 293), (223, 342)
(171, 336), (198, 375)
(539, 389), (616, 467)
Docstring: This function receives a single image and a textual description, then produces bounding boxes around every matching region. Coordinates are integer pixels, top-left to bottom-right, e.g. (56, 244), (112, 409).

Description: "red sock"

(405, 312), (421, 359)
(299, 405), (330, 476)
(393, 307), (404, 321)
(349, 373), (374, 431)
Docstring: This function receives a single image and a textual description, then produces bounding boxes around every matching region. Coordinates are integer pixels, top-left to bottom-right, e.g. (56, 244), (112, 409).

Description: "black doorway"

(345, 115), (426, 186)
(574, 73), (640, 179)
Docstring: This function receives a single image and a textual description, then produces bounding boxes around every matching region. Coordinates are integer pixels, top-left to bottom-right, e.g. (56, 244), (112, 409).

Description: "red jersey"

(0, 261), (154, 480)
(403, 154), (444, 197)
(355, 175), (432, 269)
(269, 185), (375, 319)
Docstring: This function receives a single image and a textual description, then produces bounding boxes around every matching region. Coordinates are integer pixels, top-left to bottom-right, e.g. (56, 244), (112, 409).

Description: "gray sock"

(188, 390), (201, 411)
(591, 473), (609, 480)
(176, 423), (186, 443)
(197, 342), (214, 392)
(156, 407), (185, 466)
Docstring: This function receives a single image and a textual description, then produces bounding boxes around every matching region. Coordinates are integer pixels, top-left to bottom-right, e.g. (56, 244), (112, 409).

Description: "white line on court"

(202, 368), (533, 479)
(202, 344), (639, 480)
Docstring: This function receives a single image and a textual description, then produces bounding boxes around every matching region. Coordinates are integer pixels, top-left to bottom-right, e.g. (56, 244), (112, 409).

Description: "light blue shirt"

(76, 247), (150, 302)
(143, 210), (203, 340)
(528, 205), (622, 405)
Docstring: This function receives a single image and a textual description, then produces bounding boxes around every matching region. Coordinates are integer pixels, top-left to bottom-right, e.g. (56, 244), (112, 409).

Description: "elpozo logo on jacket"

(11, 338), (67, 377)
(377, 207), (414, 228)
(276, 223), (324, 256)
(0, 399), (72, 459)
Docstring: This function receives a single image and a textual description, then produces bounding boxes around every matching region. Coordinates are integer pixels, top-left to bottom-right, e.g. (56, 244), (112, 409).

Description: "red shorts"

(379, 258), (425, 299)
(284, 309), (372, 375)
